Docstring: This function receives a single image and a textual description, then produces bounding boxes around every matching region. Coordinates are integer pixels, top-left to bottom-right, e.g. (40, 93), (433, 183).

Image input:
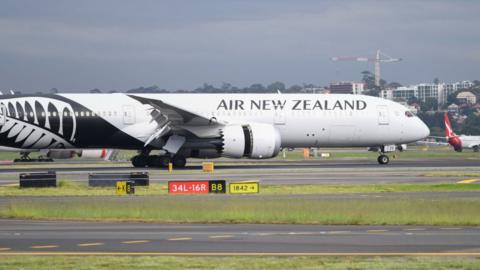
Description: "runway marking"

(208, 235), (233, 239)
(0, 248), (11, 251)
(1, 252), (480, 257)
(404, 228), (426, 231)
(327, 231), (351, 234)
(121, 240), (150, 244)
(30, 245), (58, 249)
(440, 228), (462, 230)
(457, 179), (479, 184)
(257, 233), (275, 236)
(168, 237), (192, 241)
(78, 242), (104, 247)
(367, 230), (388, 233)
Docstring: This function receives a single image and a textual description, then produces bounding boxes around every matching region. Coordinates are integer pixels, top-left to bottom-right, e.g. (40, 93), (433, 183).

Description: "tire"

(159, 155), (172, 167)
(131, 155), (148, 167)
(377, 155), (389, 165)
(148, 155), (163, 167)
(473, 146), (479, 152)
(172, 156), (187, 168)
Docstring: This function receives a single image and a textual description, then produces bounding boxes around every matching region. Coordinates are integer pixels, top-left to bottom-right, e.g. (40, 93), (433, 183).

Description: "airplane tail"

(444, 112), (462, 151)
(444, 112), (457, 139)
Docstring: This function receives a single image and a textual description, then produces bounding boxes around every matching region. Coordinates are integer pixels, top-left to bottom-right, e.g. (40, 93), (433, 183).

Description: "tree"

(247, 83), (266, 93)
(220, 82), (232, 92)
(49, 88), (59, 94)
(287, 84), (302, 93)
(89, 88), (102, 93)
(433, 77), (440, 85)
(407, 96), (420, 105)
(267, 81), (286, 92)
(387, 82), (402, 89)
(421, 97), (438, 112)
(460, 114), (480, 135)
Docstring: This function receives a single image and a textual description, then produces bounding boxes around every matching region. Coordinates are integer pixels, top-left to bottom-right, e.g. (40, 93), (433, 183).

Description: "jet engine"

(220, 123), (281, 159)
(45, 149), (110, 159)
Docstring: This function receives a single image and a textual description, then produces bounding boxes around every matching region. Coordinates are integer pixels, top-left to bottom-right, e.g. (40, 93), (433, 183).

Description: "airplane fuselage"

(0, 93), (430, 164)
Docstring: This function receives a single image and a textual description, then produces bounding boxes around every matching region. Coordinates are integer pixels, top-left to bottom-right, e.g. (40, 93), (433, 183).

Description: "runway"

(0, 220), (479, 255)
(0, 158), (478, 185)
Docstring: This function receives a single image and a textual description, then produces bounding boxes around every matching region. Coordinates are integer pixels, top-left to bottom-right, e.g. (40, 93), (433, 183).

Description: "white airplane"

(0, 93), (429, 167)
(443, 112), (480, 152)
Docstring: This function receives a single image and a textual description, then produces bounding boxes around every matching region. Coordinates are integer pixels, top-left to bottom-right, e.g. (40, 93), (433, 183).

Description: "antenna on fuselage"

(277, 89), (282, 94)
(9, 90), (15, 95)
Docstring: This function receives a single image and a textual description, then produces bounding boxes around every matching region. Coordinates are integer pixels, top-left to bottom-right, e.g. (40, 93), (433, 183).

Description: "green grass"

(1, 182), (480, 196)
(2, 196), (480, 225)
(275, 147), (480, 160)
(0, 256), (479, 270)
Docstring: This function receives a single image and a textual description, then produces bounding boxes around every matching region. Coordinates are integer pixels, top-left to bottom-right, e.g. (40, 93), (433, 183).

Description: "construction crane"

(331, 50), (402, 87)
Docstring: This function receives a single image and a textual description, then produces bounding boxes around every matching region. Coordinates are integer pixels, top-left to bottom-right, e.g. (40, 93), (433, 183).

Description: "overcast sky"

(0, 0), (479, 92)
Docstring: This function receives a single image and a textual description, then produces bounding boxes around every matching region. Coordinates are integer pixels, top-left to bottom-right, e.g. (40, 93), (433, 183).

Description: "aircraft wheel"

(132, 155), (148, 167)
(158, 155), (172, 167)
(148, 155), (163, 167)
(473, 146), (479, 152)
(377, 154), (389, 165)
(172, 156), (187, 168)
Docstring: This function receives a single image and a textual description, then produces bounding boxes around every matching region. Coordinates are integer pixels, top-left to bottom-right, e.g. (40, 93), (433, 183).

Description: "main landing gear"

(131, 154), (187, 168)
(377, 154), (390, 165)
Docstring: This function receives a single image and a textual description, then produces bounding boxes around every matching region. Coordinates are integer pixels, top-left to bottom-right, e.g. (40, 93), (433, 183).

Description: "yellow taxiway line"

(457, 179), (479, 184)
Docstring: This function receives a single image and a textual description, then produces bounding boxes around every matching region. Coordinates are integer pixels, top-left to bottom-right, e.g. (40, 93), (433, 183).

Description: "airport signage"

(168, 181), (209, 194)
(116, 181), (135, 195)
(229, 181), (259, 194)
(209, 180), (226, 194)
(168, 180), (227, 194)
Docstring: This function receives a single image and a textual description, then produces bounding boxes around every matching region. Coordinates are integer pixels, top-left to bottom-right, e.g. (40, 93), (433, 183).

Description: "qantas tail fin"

(444, 112), (457, 139)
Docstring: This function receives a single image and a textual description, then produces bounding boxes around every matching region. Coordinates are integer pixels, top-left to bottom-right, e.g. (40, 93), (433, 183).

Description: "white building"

(329, 82), (365, 95)
(380, 80), (473, 105)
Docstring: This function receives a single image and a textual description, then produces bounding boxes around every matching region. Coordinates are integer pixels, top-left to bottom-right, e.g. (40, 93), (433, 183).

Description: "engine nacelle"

(46, 149), (76, 159)
(45, 149), (109, 159)
(80, 149), (109, 159)
(221, 123), (281, 159)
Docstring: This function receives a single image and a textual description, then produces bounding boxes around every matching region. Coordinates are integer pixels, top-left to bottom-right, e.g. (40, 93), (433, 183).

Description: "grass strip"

(2, 197), (480, 225)
(0, 256), (479, 270)
(1, 182), (480, 196)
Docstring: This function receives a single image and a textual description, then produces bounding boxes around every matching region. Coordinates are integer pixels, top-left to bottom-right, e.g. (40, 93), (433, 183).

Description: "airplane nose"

(417, 119), (430, 139)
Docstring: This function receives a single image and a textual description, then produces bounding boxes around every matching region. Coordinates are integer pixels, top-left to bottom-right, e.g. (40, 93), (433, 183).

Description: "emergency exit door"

(377, 105), (389, 125)
(0, 104), (6, 126)
(122, 105), (135, 125)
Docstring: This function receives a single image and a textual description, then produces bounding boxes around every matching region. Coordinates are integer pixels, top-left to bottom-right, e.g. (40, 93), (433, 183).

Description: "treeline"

(86, 82), (323, 94)
(418, 112), (480, 136)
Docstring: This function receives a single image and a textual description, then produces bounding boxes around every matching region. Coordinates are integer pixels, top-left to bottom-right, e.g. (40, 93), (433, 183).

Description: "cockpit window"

(405, 111), (414, 118)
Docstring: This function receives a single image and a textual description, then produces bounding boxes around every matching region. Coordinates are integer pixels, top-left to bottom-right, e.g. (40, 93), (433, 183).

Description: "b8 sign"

(209, 180), (226, 193)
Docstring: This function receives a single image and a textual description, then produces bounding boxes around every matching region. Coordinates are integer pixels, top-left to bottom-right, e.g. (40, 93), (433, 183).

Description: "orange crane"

(331, 50), (402, 87)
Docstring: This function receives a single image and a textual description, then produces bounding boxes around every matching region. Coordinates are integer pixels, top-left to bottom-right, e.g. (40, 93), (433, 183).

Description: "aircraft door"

(0, 103), (6, 126)
(122, 105), (135, 125)
(377, 105), (389, 125)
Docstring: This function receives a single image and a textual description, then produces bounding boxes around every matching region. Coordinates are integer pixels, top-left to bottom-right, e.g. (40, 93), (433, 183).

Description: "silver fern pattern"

(0, 97), (76, 149)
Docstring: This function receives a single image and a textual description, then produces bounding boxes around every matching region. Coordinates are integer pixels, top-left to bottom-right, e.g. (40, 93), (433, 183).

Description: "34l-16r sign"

(168, 180), (226, 194)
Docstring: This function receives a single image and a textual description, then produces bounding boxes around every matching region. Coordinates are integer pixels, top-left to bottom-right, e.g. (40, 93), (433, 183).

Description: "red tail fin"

(444, 112), (456, 139)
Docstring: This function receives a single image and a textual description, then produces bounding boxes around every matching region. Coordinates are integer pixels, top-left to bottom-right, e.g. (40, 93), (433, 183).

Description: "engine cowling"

(45, 149), (109, 159)
(221, 123), (281, 159)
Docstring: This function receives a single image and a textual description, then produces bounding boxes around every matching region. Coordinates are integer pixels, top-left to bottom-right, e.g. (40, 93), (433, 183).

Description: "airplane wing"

(127, 95), (225, 149)
(127, 94), (224, 126)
